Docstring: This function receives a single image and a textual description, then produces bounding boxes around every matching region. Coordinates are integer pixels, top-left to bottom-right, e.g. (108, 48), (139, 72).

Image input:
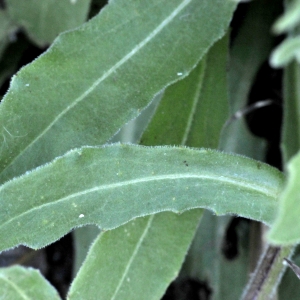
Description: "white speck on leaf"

(79, 214), (84, 218)
(177, 72), (183, 76)
(25, 84), (29, 87)
(70, 0), (77, 3)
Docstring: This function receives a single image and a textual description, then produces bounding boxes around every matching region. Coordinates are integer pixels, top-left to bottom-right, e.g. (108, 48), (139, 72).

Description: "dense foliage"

(0, 0), (300, 299)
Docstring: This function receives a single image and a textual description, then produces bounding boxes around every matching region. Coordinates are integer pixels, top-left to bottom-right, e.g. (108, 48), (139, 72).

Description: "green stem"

(241, 245), (294, 300)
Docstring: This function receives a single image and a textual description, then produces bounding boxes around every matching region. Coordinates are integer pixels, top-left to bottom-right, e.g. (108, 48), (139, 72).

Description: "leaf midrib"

(110, 215), (154, 300)
(1, 0), (191, 177)
(0, 274), (31, 300)
(0, 172), (279, 230)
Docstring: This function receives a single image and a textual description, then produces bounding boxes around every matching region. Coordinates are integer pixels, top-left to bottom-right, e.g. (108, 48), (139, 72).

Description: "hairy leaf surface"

(0, 266), (60, 300)
(68, 211), (201, 300)
(0, 0), (236, 183)
(0, 144), (284, 252)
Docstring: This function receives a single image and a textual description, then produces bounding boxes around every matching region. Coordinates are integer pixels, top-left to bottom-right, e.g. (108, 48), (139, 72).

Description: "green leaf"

(141, 32), (229, 150)
(0, 0), (236, 183)
(72, 225), (100, 276)
(0, 144), (284, 252)
(184, 35), (229, 149)
(140, 58), (207, 146)
(6, 0), (91, 46)
(268, 64), (300, 245)
(270, 37), (300, 68)
(272, 0), (300, 34)
(68, 210), (201, 300)
(0, 266), (61, 300)
(268, 151), (300, 245)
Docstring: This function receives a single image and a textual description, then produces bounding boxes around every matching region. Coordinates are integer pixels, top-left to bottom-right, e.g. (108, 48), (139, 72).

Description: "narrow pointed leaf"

(0, 0), (236, 183)
(68, 210), (201, 300)
(6, 0), (91, 46)
(272, 0), (300, 34)
(0, 144), (284, 252)
(0, 266), (61, 300)
(270, 37), (300, 68)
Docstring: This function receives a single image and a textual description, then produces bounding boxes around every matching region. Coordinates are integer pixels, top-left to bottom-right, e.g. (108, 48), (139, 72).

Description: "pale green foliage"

(68, 211), (201, 300)
(0, 0), (235, 183)
(0, 144), (284, 252)
(270, 0), (300, 68)
(0, 266), (61, 299)
(269, 152), (300, 244)
(5, 0), (91, 46)
(2, 0), (300, 299)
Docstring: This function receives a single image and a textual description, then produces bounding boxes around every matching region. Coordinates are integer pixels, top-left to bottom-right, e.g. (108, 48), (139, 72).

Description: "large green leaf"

(0, 144), (284, 252)
(0, 266), (61, 300)
(68, 210), (201, 300)
(6, 0), (91, 46)
(0, 0), (236, 184)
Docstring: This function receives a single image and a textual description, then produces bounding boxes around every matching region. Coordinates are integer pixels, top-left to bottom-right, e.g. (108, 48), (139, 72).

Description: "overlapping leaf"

(0, 0), (236, 184)
(68, 210), (201, 300)
(269, 151), (300, 244)
(0, 144), (284, 252)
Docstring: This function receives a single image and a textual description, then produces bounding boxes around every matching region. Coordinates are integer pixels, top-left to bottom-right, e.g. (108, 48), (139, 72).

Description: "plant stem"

(241, 245), (294, 300)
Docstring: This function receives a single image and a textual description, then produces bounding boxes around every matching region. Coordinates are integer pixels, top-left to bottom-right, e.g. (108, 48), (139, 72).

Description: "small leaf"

(270, 37), (300, 68)
(272, 0), (300, 34)
(0, 144), (284, 252)
(6, 0), (91, 46)
(0, 10), (17, 58)
(268, 151), (300, 245)
(0, 266), (61, 300)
